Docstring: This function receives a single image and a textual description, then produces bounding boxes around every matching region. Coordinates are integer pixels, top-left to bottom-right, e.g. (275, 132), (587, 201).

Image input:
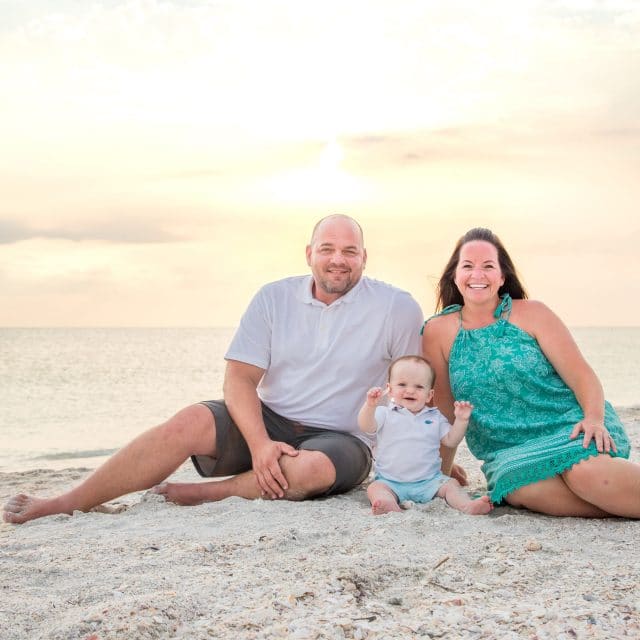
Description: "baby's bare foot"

(463, 495), (493, 515)
(371, 498), (402, 516)
(3, 494), (69, 524)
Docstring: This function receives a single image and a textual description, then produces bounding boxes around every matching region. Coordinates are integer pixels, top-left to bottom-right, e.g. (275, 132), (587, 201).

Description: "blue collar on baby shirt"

(390, 404), (439, 417)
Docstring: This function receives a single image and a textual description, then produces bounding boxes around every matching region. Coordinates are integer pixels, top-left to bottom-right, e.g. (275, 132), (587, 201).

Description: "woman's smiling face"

(454, 240), (505, 304)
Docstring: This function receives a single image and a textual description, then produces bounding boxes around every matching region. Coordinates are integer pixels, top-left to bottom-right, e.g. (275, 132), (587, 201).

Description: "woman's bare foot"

(371, 497), (403, 515)
(463, 495), (493, 515)
(3, 494), (72, 524)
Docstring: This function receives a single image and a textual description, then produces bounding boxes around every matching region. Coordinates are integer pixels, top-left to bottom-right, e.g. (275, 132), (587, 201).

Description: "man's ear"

(305, 244), (312, 266)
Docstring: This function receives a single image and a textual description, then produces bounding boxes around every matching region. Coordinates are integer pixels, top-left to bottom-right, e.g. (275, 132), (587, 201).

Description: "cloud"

(0, 219), (32, 244)
(343, 121), (640, 170)
(0, 218), (183, 245)
(542, 0), (640, 27)
(343, 127), (529, 169)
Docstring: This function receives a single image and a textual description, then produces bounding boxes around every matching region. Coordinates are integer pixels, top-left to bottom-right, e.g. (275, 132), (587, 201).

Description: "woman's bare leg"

(505, 475), (609, 517)
(562, 455), (640, 518)
(3, 404), (216, 524)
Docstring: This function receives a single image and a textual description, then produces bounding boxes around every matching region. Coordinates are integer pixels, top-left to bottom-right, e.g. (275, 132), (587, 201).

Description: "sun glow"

(261, 140), (371, 204)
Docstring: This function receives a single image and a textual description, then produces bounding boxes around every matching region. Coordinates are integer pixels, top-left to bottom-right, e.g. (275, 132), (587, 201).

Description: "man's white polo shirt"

(225, 275), (423, 443)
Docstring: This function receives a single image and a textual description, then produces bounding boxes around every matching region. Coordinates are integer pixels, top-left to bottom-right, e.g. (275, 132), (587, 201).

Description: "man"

(3, 215), (423, 524)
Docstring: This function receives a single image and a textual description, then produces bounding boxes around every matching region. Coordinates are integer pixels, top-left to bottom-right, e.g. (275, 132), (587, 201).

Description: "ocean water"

(0, 327), (638, 473)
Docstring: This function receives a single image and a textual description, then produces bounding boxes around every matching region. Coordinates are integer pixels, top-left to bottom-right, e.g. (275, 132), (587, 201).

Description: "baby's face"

(387, 360), (434, 414)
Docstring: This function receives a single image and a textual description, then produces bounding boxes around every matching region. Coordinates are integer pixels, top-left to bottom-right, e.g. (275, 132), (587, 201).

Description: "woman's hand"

(570, 419), (617, 454)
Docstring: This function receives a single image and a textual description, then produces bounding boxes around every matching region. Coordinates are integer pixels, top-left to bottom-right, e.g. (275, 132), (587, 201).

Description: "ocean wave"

(32, 448), (118, 461)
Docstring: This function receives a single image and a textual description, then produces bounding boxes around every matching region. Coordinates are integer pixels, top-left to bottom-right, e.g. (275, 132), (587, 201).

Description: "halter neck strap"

(440, 304), (463, 316)
(494, 293), (512, 320)
(421, 296), (512, 335)
(420, 304), (462, 335)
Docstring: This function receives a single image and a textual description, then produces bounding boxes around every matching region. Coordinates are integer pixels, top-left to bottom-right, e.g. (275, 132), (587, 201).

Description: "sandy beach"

(1, 408), (639, 640)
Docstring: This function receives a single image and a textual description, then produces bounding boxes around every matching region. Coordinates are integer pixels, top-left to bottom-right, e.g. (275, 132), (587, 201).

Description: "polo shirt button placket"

(318, 307), (329, 350)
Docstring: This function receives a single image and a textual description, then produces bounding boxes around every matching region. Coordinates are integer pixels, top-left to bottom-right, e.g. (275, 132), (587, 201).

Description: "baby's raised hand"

(366, 387), (385, 406)
(454, 400), (474, 421)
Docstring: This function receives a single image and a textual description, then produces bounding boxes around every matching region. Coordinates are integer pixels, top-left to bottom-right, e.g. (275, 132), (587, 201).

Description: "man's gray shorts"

(191, 400), (372, 496)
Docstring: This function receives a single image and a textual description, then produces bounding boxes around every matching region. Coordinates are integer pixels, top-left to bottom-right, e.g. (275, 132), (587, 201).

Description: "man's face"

(306, 218), (367, 304)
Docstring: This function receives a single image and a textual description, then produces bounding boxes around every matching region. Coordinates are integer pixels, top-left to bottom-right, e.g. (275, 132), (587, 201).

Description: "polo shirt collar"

(298, 275), (365, 306)
(391, 403), (438, 418)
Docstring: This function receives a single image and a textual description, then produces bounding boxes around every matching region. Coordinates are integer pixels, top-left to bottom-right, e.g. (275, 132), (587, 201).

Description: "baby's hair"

(388, 355), (436, 388)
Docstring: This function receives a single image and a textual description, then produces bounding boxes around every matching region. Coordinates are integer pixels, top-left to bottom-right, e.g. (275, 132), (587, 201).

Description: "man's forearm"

(223, 362), (270, 452)
(222, 360), (298, 498)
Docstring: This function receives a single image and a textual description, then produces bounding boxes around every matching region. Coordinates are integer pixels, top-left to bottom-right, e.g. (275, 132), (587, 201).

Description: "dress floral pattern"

(426, 295), (630, 504)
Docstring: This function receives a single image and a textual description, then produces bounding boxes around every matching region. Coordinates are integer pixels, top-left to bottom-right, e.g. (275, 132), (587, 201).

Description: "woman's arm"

(514, 300), (615, 453)
(422, 317), (467, 482)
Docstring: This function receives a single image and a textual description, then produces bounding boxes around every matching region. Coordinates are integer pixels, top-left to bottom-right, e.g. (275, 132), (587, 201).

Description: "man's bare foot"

(463, 495), (493, 515)
(3, 494), (71, 524)
(149, 482), (211, 506)
(371, 498), (402, 516)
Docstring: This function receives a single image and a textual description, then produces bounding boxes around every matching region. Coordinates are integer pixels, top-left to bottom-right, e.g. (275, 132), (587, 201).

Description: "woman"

(422, 227), (638, 517)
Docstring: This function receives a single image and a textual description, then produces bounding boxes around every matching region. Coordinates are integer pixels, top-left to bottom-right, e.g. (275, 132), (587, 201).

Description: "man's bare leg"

(3, 404), (216, 524)
(151, 450), (337, 505)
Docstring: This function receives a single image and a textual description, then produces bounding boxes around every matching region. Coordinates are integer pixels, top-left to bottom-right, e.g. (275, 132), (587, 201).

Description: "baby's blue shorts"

(375, 471), (451, 503)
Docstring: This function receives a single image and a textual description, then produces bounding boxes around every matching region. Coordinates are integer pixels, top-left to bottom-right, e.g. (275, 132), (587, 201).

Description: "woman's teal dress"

(426, 295), (630, 504)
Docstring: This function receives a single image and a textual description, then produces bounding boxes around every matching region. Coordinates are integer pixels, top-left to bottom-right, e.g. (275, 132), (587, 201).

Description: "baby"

(358, 355), (492, 516)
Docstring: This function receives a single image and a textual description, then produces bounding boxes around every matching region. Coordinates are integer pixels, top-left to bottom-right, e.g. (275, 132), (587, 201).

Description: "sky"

(1, 0), (639, 327)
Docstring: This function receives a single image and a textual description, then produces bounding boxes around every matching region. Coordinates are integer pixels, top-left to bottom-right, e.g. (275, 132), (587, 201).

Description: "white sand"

(1, 408), (639, 640)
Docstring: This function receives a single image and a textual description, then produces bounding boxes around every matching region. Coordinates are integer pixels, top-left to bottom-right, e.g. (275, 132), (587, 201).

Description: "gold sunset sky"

(1, 1), (639, 327)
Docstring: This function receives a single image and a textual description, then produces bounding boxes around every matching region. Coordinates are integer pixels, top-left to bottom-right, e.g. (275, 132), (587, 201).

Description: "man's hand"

(251, 440), (299, 499)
